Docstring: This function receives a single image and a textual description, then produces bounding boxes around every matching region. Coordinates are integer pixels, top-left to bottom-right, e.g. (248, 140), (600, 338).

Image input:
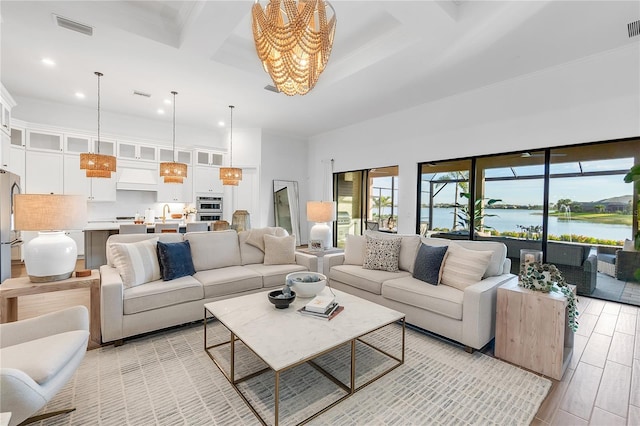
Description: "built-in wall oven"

(196, 196), (223, 222)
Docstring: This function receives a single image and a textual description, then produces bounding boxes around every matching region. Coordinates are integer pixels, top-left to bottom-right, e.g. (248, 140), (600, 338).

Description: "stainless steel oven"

(196, 196), (222, 212)
(196, 196), (222, 222)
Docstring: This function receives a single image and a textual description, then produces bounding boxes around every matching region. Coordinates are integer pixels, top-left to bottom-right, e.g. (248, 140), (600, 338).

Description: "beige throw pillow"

(344, 234), (366, 265)
(440, 242), (492, 291)
(111, 238), (160, 288)
(246, 227), (278, 252)
(264, 234), (296, 265)
(363, 235), (402, 272)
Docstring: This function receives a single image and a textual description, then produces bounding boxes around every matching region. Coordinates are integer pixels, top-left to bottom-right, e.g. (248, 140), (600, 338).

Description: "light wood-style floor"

(5, 261), (639, 425)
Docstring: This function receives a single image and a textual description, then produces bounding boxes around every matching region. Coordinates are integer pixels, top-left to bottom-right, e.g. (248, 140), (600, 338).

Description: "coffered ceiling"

(1, 1), (638, 138)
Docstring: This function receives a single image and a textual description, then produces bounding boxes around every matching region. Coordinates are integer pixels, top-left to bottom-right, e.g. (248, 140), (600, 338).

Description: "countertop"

(84, 220), (207, 231)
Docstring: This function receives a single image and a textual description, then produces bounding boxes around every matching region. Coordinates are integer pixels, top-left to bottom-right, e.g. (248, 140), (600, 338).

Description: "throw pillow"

(156, 240), (196, 281)
(111, 238), (161, 288)
(344, 234), (366, 265)
(245, 227), (278, 252)
(412, 244), (448, 285)
(264, 234), (296, 265)
(623, 239), (635, 252)
(440, 242), (492, 291)
(363, 235), (402, 272)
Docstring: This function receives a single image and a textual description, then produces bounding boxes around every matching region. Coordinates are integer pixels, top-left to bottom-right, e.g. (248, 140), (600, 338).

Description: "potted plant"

(520, 262), (579, 332)
(454, 192), (502, 234)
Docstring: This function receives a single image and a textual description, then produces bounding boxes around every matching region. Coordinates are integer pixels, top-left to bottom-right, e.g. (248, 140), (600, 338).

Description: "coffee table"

(204, 288), (405, 425)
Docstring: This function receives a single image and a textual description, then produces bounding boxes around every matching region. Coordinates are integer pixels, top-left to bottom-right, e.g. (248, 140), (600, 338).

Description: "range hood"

(116, 167), (158, 191)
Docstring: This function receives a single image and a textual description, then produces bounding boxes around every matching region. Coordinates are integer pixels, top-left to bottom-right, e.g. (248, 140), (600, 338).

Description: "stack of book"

(298, 295), (344, 320)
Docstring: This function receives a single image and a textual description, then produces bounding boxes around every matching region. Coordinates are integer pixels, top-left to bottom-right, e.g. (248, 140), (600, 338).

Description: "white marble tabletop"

(205, 288), (404, 372)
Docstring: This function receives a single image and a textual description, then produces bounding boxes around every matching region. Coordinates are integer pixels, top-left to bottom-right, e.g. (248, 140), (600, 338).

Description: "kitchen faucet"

(162, 204), (170, 223)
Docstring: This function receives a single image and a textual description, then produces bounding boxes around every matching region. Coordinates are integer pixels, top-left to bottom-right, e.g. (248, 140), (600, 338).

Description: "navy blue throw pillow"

(156, 240), (196, 281)
(412, 244), (448, 285)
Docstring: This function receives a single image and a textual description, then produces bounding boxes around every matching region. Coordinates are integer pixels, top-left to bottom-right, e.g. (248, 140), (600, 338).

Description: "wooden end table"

(495, 279), (575, 380)
(0, 270), (101, 349)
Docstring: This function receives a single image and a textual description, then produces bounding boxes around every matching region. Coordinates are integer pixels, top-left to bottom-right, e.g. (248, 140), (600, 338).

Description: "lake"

(419, 208), (631, 242)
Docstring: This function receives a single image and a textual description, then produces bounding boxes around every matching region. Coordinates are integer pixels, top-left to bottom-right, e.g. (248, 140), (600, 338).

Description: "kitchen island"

(83, 221), (209, 269)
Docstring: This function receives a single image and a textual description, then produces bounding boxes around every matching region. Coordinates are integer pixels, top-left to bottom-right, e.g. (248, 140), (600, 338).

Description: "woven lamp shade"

(219, 167), (242, 186)
(14, 194), (87, 231)
(80, 152), (116, 178)
(160, 161), (188, 184)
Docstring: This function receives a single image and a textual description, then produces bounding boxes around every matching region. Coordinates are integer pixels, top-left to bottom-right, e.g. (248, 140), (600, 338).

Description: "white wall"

(12, 95), (225, 149)
(261, 131), (309, 241)
(309, 45), (640, 235)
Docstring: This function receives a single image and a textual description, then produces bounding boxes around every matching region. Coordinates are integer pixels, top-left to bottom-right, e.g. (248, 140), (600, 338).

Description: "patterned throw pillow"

(111, 238), (161, 288)
(440, 243), (492, 291)
(263, 234), (296, 265)
(156, 240), (196, 281)
(363, 235), (402, 272)
(412, 244), (448, 285)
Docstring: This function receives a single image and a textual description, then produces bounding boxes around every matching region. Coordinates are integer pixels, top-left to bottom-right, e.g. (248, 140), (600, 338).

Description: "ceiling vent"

(264, 84), (280, 93)
(54, 14), (93, 36)
(133, 91), (151, 98)
(629, 20), (640, 38)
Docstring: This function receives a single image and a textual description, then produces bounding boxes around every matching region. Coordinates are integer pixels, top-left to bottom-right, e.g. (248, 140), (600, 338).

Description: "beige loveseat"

(100, 228), (316, 343)
(324, 234), (516, 351)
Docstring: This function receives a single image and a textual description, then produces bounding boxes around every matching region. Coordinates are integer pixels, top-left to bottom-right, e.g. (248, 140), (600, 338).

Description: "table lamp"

(14, 194), (87, 283)
(307, 201), (335, 250)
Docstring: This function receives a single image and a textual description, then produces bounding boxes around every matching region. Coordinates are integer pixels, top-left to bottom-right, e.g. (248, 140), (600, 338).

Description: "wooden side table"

(0, 270), (101, 349)
(494, 279), (575, 380)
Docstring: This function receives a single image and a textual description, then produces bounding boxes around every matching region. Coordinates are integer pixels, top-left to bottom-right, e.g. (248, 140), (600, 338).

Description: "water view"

(421, 208), (631, 242)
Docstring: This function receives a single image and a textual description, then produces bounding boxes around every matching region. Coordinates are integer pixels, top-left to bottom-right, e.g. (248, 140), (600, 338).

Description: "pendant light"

(219, 105), (242, 186)
(159, 91), (187, 184)
(80, 71), (116, 178)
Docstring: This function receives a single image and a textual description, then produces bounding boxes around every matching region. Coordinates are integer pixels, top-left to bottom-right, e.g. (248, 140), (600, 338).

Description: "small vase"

(187, 214), (195, 223)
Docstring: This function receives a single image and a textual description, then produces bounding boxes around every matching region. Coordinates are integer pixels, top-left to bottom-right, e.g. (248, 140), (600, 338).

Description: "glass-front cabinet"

(195, 149), (224, 166)
(118, 141), (156, 161)
(27, 130), (63, 152)
(159, 148), (192, 165)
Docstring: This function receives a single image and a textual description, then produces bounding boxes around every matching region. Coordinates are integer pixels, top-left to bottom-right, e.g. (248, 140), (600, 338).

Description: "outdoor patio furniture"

(597, 246), (618, 277)
(596, 245), (640, 282)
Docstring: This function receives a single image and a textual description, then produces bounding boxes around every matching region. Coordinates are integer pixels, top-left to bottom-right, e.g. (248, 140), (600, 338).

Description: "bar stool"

(119, 224), (147, 234)
(186, 222), (208, 232)
(154, 223), (180, 233)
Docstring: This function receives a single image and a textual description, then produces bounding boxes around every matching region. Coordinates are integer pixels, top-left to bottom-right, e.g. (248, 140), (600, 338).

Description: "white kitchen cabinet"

(27, 130), (63, 152)
(1, 85), (16, 137)
(194, 166), (223, 195)
(159, 148), (192, 165)
(118, 141), (156, 161)
(92, 138), (116, 157)
(25, 150), (63, 194)
(10, 127), (25, 147)
(63, 154), (90, 197)
(195, 149), (224, 166)
(157, 166), (193, 203)
(0, 133), (9, 170)
(9, 145), (25, 178)
(89, 176), (116, 202)
(64, 134), (91, 154)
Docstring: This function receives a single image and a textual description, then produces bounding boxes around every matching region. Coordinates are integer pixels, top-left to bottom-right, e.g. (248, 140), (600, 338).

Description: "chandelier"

(219, 105), (242, 186)
(251, 0), (337, 96)
(80, 72), (116, 178)
(159, 91), (187, 184)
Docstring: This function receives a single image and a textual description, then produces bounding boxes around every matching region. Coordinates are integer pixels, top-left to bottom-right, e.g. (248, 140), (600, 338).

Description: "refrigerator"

(0, 170), (21, 283)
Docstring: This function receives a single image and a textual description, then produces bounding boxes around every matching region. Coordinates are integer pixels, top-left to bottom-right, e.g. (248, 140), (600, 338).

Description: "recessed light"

(218, 121), (225, 127)
(75, 92), (85, 99)
(41, 58), (56, 67)
(157, 109), (165, 115)
(164, 99), (171, 105)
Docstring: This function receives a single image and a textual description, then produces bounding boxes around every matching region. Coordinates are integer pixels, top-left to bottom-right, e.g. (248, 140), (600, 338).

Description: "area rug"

(35, 321), (551, 425)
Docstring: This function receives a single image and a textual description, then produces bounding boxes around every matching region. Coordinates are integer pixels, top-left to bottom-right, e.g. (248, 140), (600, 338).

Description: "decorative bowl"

(171, 213), (183, 219)
(286, 272), (327, 298)
(268, 290), (296, 309)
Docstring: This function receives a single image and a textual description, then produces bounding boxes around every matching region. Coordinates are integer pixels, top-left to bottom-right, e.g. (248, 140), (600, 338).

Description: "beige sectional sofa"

(323, 234), (516, 351)
(100, 228), (316, 343)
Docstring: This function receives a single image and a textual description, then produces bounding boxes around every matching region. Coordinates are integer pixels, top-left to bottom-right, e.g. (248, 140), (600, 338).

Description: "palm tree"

(371, 195), (392, 224)
(434, 172), (468, 230)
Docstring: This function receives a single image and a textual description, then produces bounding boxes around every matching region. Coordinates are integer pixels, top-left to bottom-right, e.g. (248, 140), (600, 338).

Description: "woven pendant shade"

(160, 162), (188, 184)
(252, 0), (337, 96)
(219, 167), (242, 186)
(159, 91), (187, 184)
(221, 105), (242, 186)
(81, 72), (116, 178)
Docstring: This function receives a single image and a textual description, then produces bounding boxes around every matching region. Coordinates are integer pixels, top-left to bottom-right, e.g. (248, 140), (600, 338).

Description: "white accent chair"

(0, 306), (89, 426)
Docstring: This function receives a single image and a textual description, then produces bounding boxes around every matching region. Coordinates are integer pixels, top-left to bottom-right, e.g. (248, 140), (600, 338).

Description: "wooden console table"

(0, 270), (101, 349)
(495, 279), (575, 380)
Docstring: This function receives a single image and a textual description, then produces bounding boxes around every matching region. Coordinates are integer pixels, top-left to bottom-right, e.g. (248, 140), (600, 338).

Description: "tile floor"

(593, 272), (640, 306)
